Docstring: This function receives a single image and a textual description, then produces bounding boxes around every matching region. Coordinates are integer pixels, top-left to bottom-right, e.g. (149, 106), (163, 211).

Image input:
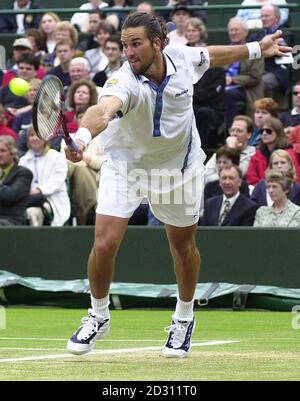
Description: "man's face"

(121, 27), (158, 76)
(261, 5), (279, 29)
(293, 84), (300, 109)
(0, 142), (14, 169)
(229, 120), (251, 149)
(18, 62), (36, 80)
(172, 10), (189, 29)
(254, 108), (271, 128)
(104, 41), (122, 64)
(89, 13), (101, 35)
(56, 45), (75, 64)
(17, 0), (29, 7)
(228, 21), (247, 44)
(219, 167), (242, 198)
(13, 47), (31, 62)
(69, 63), (90, 82)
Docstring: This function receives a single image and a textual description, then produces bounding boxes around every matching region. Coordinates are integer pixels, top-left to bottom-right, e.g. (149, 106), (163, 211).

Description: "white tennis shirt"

(99, 43), (209, 172)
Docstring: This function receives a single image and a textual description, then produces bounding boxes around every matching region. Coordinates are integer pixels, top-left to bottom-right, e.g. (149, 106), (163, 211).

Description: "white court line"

(0, 337), (229, 343)
(0, 341), (239, 363)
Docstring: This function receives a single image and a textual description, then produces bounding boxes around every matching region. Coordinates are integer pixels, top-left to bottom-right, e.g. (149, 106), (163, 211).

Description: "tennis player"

(65, 12), (291, 358)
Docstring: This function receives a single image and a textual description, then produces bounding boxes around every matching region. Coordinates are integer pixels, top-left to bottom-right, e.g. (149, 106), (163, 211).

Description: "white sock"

(90, 294), (110, 320)
(173, 298), (194, 321)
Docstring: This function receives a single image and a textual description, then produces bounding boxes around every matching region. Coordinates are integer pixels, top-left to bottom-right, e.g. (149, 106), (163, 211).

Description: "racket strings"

(37, 81), (63, 140)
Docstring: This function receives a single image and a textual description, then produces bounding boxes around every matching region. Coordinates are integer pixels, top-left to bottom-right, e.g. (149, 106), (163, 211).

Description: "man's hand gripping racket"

(33, 75), (79, 155)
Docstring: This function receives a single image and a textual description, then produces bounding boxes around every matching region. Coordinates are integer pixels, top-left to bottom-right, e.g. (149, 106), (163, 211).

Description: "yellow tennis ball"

(9, 77), (30, 97)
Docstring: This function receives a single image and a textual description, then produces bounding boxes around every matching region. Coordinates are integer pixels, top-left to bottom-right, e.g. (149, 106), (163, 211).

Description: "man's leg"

(163, 223), (200, 358)
(67, 214), (129, 355)
(88, 214), (129, 298)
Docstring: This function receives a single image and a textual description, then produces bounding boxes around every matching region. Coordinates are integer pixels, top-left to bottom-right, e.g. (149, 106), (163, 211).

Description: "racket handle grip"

(65, 136), (78, 152)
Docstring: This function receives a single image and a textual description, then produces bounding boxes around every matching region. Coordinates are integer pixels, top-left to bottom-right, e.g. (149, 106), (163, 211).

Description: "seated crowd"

(1, 0), (300, 227)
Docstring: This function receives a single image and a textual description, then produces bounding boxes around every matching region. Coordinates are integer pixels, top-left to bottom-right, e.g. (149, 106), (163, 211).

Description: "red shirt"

(0, 123), (18, 141)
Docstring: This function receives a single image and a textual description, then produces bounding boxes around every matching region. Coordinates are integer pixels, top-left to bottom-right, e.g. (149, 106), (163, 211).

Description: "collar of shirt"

(292, 108), (300, 116)
(222, 191), (240, 209)
(139, 52), (177, 83)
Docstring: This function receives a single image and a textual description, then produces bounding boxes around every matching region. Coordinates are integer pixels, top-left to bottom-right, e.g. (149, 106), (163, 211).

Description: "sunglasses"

(293, 91), (300, 96)
(261, 128), (274, 135)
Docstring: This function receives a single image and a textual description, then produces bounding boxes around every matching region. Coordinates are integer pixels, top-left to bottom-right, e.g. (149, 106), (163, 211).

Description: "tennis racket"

(33, 75), (78, 152)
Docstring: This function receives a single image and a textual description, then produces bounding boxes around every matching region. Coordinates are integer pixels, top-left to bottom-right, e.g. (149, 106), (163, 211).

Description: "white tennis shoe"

(162, 317), (195, 358)
(67, 308), (110, 355)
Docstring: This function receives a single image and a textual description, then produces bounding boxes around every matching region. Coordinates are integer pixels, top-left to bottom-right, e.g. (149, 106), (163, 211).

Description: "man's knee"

(169, 238), (197, 260)
(93, 235), (120, 258)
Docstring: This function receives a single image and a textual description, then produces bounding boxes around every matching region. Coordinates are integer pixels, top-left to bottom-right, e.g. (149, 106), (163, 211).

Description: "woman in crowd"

(248, 97), (279, 146)
(246, 117), (300, 186)
(251, 149), (300, 206)
(18, 126), (70, 226)
(185, 17), (207, 47)
(254, 170), (300, 227)
(65, 79), (98, 133)
(39, 12), (60, 55)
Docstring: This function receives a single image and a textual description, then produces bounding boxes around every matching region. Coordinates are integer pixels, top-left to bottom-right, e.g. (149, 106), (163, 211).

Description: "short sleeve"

(99, 67), (139, 115)
(167, 43), (210, 83)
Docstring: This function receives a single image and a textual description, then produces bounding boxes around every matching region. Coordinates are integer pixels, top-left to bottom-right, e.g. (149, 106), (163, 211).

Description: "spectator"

(93, 35), (123, 87)
(248, 4), (294, 97)
(225, 18), (264, 129)
(0, 135), (33, 226)
(25, 28), (45, 59)
(39, 12), (61, 55)
(249, 97), (279, 146)
(0, 53), (39, 119)
(106, 1), (133, 31)
(205, 116), (255, 184)
(47, 40), (76, 87)
(77, 10), (106, 51)
(204, 145), (250, 202)
(137, 2), (155, 14)
(66, 79), (98, 133)
(18, 126), (70, 226)
(200, 165), (258, 226)
(54, 21), (79, 49)
(11, 78), (41, 136)
(280, 82), (300, 129)
(0, 0), (42, 34)
(251, 149), (300, 206)
(185, 17), (207, 47)
(236, 0), (289, 30)
(254, 170), (300, 227)
(246, 116), (300, 186)
(85, 21), (116, 77)
(5, 37), (33, 71)
(0, 104), (18, 141)
(164, 1), (207, 24)
(168, 4), (190, 44)
(69, 57), (92, 83)
(3, 38), (45, 85)
(71, 0), (109, 32)
(287, 125), (300, 156)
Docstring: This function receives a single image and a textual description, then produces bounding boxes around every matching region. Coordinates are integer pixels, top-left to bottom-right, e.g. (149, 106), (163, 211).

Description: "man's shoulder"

(237, 193), (258, 208)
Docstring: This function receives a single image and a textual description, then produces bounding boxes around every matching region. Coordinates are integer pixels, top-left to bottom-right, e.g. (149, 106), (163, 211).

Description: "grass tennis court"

(0, 308), (299, 381)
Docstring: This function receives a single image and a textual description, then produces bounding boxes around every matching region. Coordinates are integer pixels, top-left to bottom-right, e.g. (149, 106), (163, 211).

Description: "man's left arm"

(208, 30), (292, 68)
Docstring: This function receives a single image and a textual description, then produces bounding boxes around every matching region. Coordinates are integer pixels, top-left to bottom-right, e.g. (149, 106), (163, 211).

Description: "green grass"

(0, 308), (299, 381)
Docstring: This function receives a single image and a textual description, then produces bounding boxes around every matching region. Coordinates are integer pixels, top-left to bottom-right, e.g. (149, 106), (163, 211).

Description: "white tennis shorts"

(96, 160), (205, 227)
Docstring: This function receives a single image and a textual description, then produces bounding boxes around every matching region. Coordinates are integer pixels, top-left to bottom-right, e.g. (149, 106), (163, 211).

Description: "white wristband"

(246, 41), (262, 60)
(75, 127), (92, 147)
